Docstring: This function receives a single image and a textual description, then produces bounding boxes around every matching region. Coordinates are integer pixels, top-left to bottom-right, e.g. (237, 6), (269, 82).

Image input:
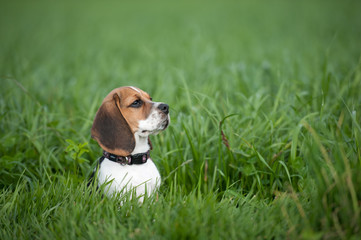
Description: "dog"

(90, 86), (169, 202)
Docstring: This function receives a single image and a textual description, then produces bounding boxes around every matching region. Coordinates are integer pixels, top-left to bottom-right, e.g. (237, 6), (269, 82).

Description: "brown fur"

(91, 87), (153, 156)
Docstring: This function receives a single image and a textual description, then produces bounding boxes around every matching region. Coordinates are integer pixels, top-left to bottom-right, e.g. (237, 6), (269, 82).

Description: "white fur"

(97, 102), (169, 202)
(128, 86), (141, 94)
(98, 157), (161, 202)
(137, 102), (169, 137)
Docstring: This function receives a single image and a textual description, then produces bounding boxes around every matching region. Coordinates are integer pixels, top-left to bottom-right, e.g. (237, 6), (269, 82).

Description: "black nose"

(158, 103), (169, 114)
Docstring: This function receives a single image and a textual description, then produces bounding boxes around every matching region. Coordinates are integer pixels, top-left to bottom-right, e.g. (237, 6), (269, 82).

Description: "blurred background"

(1, 0), (360, 190)
(2, 0), (360, 96)
(1, 1), (361, 238)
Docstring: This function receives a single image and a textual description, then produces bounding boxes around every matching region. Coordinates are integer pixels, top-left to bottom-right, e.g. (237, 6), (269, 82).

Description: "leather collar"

(103, 150), (150, 165)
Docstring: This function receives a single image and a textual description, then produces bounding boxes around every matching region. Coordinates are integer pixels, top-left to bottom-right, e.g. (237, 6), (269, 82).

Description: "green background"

(1, 0), (361, 239)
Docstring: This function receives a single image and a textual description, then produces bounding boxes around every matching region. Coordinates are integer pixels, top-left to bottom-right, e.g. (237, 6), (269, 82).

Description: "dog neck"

(132, 132), (151, 155)
(101, 132), (151, 165)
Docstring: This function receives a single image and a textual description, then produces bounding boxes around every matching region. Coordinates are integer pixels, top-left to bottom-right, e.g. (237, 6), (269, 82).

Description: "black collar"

(103, 150), (150, 165)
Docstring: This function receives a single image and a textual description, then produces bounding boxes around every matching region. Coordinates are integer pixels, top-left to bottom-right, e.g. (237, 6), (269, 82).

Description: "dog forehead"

(128, 86), (141, 94)
(103, 87), (150, 102)
(128, 86), (150, 96)
(100, 87), (152, 114)
(125, 86), (151, 99)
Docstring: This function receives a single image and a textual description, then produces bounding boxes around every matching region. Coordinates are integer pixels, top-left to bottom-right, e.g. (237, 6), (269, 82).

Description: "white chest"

(97, 158), (161, 202)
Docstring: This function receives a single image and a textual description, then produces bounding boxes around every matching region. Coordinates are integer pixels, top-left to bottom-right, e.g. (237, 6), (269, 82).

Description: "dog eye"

(130, 99), (143, 108)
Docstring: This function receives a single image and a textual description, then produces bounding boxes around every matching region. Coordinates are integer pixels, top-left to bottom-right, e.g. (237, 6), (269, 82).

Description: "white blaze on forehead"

(128, 86), (141, 95)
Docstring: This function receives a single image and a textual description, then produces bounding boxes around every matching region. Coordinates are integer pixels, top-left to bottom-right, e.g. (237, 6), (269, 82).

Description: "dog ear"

(91, 93), (135, 156)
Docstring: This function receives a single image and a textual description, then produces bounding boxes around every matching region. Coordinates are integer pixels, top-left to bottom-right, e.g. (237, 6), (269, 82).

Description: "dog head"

(91, 86), (169, 156)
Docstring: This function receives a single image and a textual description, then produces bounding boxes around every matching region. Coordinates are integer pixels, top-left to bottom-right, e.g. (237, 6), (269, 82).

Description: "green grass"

(1, 0), (361, 239)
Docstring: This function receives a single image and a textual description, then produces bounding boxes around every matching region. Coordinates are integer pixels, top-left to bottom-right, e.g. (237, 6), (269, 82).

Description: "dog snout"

(157, 103), (169, 115)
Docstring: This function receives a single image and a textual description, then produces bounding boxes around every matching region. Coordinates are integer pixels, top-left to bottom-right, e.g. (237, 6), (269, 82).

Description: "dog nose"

(158, 103), (169, 114)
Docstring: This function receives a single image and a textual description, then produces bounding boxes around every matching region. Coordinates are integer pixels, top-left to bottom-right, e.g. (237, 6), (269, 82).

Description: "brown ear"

(91, 93), (135, 156)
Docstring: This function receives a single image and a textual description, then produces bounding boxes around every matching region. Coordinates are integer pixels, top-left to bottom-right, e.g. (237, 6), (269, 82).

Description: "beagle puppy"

(90, 86), (169, 202)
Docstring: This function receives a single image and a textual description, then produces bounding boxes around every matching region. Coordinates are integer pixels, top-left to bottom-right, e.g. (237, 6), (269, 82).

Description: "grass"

(1, 0), (361, 239)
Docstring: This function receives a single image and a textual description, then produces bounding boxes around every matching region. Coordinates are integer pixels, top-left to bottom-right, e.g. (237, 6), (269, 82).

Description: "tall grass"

(1, 0), (361, 239)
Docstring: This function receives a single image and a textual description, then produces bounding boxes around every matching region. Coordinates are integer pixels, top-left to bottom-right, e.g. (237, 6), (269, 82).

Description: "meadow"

(1, 0), (361, 239)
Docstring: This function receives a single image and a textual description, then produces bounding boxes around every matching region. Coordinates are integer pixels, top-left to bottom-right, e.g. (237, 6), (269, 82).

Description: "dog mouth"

(154, 119), (169, 132)
(140, 118), (169, 135)
(161, 119), (169, 130)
